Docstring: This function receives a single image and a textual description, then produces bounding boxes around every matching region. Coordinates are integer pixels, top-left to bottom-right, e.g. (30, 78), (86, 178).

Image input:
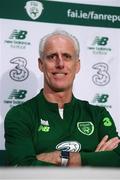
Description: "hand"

(36, 151), (82, 167)
(36, 151), (61, 165)
(68, 152), (81, 167)
(95, 135), (120, 152)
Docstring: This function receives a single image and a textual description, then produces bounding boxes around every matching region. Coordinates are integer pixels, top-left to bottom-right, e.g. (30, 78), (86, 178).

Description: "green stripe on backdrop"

(0, 0), (120, 28)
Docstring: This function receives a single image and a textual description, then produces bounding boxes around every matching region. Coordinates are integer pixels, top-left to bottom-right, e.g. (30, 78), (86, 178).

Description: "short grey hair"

(39, 30), (80, 58)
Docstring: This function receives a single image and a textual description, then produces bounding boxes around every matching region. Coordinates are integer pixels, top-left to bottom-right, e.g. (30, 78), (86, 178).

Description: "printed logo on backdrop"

(92, 93), (112, 109)
(88, 36), (111, 55)
(4, 89), (27, 108)
(92, 62), (110, 86)
(9, 57), (29, 81)
(4, 30), (31, 49)
(25, 1), (44, 20)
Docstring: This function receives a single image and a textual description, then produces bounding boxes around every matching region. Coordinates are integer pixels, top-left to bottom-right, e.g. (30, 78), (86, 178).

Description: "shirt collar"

(38, 89), (76, 112)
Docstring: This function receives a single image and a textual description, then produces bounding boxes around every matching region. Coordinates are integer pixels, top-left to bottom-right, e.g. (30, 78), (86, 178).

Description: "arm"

(5, 105), (81, 167)
(36, 151), (81, 167)
(29, 106), (120, 167)
(37, 107), (120, 167)
(95, 135), (120, 152)
(36, 135), (120, 167)
(5, 106), (120, 167)
(4, 106), (56, 166)
(81, 107), (120, 167)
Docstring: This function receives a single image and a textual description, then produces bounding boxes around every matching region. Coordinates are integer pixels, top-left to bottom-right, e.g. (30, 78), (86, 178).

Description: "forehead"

(44, 35), (75, 51)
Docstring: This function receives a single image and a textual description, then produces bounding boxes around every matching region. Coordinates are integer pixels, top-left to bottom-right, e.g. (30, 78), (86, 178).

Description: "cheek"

(70, 63), (79, 73)
(68, 64), (80, 79)
(43, 63), (53, 74)
(75, 62), (80, 73)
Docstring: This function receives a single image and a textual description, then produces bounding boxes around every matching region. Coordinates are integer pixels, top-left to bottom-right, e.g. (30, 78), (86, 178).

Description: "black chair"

(0, 150), (7, 166)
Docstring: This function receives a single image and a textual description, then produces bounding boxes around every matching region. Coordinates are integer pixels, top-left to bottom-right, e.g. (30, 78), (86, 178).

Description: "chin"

(51, 86), (67, 92)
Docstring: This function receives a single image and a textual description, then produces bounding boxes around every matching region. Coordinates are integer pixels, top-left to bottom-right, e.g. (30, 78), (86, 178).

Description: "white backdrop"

(0, 0), (120, 150)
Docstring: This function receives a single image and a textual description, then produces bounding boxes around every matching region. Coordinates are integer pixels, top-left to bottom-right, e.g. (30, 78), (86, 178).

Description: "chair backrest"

(0, 150), (7, 166)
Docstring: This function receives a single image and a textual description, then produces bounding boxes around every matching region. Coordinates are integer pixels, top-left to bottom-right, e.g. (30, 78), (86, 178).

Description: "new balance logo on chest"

(38, 119), (50, 132)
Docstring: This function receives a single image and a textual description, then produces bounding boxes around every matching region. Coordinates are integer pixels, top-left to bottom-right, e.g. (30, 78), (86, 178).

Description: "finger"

(95, 135), (108, 152)
(98, 137), (120, 151)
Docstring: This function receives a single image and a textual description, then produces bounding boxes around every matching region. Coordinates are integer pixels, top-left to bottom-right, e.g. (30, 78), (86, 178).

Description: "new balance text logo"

(92, 94), (109, 103)
(9, 30), (27, 40)
(92, 36), (109, 46)
(88, 36), (111, 55)
(8, 89), (27, 99)
(4, 30), (30, 49)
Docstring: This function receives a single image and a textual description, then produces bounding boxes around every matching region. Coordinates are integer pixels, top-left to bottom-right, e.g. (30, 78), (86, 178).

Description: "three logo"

(92, 62), (110, 86)
(9, 57), (29, 81)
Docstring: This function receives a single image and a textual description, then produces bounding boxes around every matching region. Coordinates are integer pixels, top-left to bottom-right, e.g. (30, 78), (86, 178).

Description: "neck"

(43, 88), (72, 108)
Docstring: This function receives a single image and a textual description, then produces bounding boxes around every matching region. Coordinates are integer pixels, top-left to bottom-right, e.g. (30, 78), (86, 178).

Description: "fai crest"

(25, 1), (44, 20)
(77, 122), (94, 136)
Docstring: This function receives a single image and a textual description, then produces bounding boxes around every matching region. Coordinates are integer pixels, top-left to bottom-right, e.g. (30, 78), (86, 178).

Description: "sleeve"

(81, 107), (120, 167)
(4, 106), (56, 167)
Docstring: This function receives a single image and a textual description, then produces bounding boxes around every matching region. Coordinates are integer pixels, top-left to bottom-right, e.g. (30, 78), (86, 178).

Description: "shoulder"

(5, 93), (40, 119)
(75, 98), (111, 125)
(75, 97), (106, 114)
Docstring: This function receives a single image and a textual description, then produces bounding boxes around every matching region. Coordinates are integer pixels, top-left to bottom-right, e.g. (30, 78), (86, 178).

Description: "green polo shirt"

(4, 89), (120, 167)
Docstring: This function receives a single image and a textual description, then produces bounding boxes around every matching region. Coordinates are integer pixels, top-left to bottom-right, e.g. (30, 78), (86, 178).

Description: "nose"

(56, 55), (64, 69)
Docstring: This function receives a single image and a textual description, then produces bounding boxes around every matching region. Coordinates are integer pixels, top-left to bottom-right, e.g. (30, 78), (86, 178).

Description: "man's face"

(39, 35), (80, 92)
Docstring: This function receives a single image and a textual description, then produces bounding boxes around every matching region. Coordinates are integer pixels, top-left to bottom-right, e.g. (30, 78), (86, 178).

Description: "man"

(4, 30), (120, 167)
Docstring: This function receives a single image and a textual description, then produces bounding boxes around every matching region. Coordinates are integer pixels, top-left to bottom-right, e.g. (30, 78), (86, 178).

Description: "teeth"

(54, 73), (65, 77)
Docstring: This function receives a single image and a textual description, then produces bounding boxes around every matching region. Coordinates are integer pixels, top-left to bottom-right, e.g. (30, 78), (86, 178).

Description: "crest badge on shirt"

(77, 121), (94, 136)
(56, 141), (81, 152)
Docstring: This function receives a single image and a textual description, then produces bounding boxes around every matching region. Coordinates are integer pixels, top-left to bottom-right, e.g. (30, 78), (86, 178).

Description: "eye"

(46, 54), (57, 61)
(63, 53), (72, 60)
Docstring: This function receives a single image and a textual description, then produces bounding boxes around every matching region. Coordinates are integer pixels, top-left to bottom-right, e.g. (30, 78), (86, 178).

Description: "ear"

(76, 59), (80, 74)
(38, 58), (44, 72)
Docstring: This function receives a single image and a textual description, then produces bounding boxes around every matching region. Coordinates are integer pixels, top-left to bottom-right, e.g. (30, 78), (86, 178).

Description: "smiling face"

(38, 35), (80, 93)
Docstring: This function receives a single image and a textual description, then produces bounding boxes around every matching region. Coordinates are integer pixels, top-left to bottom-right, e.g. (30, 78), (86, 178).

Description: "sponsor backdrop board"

(0, 0), (120, 152)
